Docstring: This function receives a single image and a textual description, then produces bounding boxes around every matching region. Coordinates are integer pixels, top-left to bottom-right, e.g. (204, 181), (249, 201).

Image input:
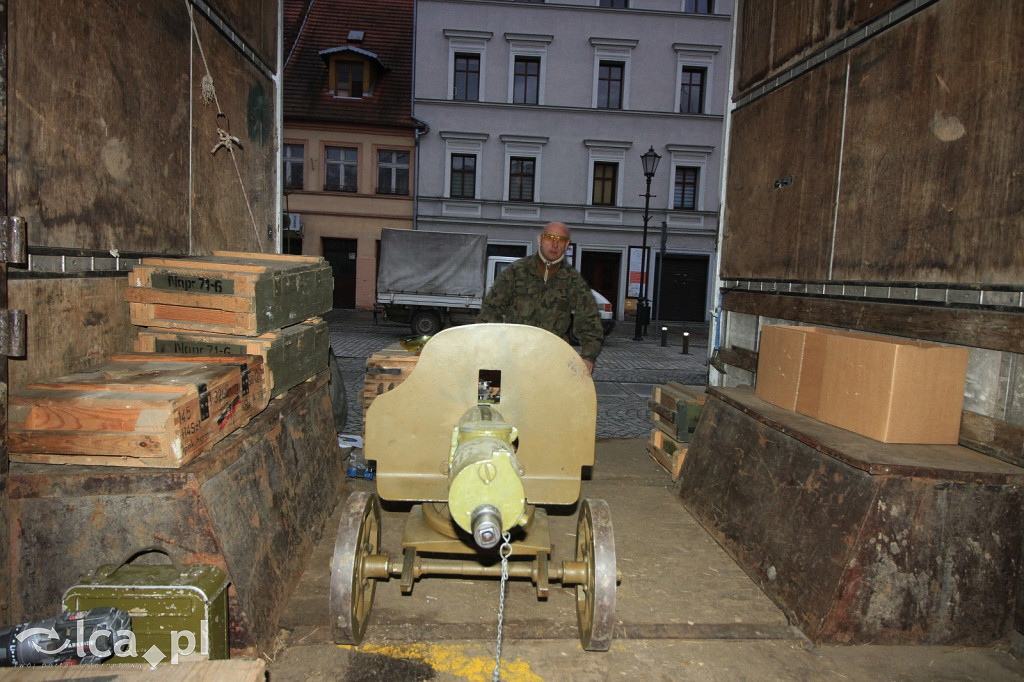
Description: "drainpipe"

(274, 0), (284, 253)
(412, 116), (430, 231)
(410, 1), (429, 231)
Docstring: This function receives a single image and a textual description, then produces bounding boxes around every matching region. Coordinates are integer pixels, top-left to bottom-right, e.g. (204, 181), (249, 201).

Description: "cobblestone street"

(327, 310), (709, 439)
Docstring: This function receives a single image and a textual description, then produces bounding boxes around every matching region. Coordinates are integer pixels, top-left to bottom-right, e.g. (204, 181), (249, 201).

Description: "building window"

(592, 162), (618, 206)
(590, 38), (636, 110)
(453, 53), (481, 101)
(513, 56), (541, 104)
(597, 61), (624, 109)
(679, 66), (706, 114)
(599, 0), (629, 7)
(335, 60), (367, 98)
(377, 150), (410, 195)
(450, 153), (477, 199)
(324, 146), (358, 192)
(506, 34), (550, 105)
(667, 144), (712, 214)
(446, 30), (492, 103)
(683, 0), (714, 13)
(283, 143), (304, 190)
(674, 167), (699, 210)
(508, 157), (536, 202)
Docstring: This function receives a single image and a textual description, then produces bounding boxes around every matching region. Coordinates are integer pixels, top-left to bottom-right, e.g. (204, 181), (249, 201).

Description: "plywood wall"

(724, 0), (1024, 286)
(8, 278), (136, 395)
(7, 0), (278, 255)
(735, 0), (905, 95)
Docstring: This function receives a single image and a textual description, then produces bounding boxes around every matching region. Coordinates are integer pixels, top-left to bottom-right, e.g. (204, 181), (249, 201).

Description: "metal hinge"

(0, 216), (27, 264)
(0, 309), (27, 357)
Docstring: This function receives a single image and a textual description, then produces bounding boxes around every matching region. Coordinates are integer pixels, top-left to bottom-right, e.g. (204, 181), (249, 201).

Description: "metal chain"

(492, 532), (513, 682)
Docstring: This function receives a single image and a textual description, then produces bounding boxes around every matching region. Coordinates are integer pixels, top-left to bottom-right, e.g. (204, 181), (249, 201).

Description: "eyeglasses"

(540, 234), (569, 245)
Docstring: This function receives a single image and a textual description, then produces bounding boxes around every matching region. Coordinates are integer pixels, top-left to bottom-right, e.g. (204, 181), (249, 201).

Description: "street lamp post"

(633, 146), (661, 342)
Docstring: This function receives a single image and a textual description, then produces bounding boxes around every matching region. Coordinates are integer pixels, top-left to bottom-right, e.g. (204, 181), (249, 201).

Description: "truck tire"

(328, 347), (348, 432)
(410, 310), (443, 337)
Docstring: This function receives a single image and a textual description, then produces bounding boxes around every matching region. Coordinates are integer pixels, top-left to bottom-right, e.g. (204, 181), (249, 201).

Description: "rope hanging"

(185, 0), (265, 253)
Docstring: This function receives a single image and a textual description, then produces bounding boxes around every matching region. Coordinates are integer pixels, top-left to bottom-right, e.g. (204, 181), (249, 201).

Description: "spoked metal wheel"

(574, 498), (617, 651)
(330, 491), (382, 644)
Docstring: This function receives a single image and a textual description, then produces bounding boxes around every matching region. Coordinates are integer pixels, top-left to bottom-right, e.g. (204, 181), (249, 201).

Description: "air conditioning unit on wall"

(284, 212), (303, 235)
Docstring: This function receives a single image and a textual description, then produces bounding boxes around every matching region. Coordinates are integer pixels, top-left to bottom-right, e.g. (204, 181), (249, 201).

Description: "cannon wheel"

(574, 498), (617, 651)
(330, 491), (382, 644)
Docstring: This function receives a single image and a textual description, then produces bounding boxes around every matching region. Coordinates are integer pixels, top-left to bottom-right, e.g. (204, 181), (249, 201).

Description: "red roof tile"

(283, 0), (417, 129)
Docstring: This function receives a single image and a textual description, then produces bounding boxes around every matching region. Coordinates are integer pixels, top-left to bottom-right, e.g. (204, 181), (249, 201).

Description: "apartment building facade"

(283, 0), (420, 309)
(413, 0), (732, 322)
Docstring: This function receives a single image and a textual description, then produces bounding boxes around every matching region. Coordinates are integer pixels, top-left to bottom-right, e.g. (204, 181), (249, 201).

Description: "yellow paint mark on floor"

(338, 642), (543, 681)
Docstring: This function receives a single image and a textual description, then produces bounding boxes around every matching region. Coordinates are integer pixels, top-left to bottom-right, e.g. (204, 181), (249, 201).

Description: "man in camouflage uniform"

(479, 221), (604, 373)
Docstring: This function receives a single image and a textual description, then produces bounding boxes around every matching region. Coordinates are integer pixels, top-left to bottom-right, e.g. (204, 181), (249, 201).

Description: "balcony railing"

(323, 183), (357, 193)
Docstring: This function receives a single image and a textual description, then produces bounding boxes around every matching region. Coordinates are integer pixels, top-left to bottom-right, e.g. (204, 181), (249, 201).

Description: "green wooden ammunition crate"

(126, 251), (333, 336)
(135, 318), (329, 397)
(648, 382), (706, 442)
(63, 549), (230, 665)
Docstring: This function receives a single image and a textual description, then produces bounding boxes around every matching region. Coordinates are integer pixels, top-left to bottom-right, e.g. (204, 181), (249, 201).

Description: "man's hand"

(583, 358), (594, 374)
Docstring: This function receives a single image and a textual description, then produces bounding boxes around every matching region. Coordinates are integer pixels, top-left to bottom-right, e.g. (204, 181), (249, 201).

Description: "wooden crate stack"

(126, 251), (333, 398)
(363, 342), (421, 417)
(9, 252), (333, 469)
(646, 382), (707, 480)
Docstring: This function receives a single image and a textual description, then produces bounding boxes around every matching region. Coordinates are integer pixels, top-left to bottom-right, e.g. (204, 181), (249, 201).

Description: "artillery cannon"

(329, 323), (618, 651)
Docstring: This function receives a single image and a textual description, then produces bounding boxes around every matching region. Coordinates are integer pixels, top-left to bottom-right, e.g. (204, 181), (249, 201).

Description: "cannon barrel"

(447, 405), (526, 549)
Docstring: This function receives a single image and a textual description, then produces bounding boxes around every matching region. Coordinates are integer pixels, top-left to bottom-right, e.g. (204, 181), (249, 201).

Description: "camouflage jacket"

(479, 254), (604, 363)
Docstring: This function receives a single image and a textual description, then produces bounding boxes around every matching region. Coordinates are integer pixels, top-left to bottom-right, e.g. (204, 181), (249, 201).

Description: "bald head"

(544, 221), (570, 239)
(538, 221), (570, 263)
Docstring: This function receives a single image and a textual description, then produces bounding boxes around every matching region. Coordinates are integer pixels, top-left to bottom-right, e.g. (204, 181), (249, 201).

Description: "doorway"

(322, 237), (358, 309)
(579, 251), (621, 315)
(655, 254), (709, 322)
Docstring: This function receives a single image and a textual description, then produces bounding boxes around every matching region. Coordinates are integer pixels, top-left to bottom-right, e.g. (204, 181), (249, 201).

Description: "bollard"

(681, 332), (690, 355)
(660, 326), (668, 347)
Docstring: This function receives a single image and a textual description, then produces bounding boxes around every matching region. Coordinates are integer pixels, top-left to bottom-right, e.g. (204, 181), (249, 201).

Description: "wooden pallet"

(363, 343), (421, 415)
(135, 318), (328, 397)
(9, 354), (270, 467)
(648, 382), (707, 442)
(126, 251), (332, 336)
(645, 427), (688, 481)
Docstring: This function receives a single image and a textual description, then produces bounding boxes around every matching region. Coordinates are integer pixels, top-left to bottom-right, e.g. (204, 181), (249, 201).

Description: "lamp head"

(640, 146), (661, 179)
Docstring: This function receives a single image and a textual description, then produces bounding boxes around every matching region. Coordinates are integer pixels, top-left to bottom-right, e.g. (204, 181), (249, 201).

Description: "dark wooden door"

(655, 254), (709, 322)
(322, 237), (358, 309)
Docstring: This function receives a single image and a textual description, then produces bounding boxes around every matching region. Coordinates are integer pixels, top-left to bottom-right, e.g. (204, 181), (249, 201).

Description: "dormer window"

(320, 46), (388, 99)
(335, 60), (367, 97)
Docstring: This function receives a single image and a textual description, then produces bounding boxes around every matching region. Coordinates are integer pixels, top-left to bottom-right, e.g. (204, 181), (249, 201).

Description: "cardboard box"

(816, 332), (968, 444)
(755, 325), (969, 444)
(754, 325), (835, 417)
